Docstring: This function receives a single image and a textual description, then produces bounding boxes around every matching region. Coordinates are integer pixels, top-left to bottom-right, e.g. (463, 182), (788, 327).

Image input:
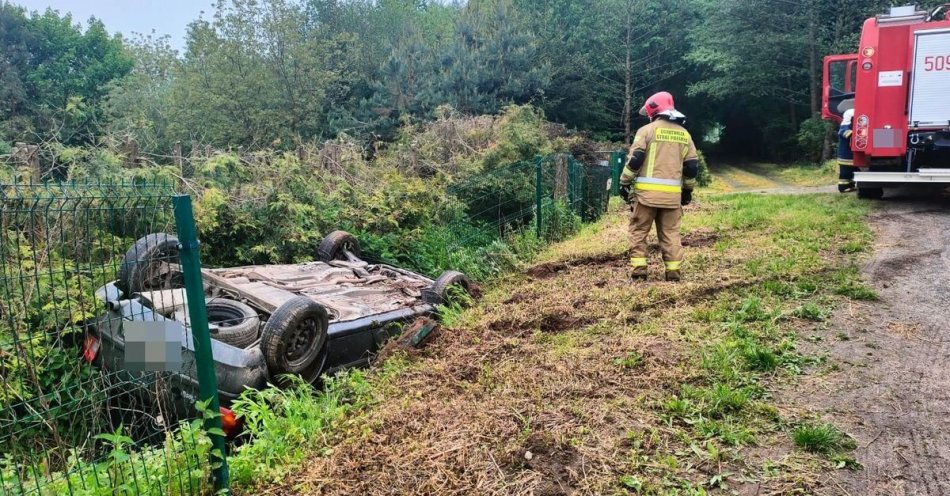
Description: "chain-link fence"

(0, 183), (226, 495)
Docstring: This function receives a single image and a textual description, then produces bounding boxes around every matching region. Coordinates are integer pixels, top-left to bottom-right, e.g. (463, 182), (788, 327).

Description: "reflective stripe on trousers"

(629, 257), (648, 267)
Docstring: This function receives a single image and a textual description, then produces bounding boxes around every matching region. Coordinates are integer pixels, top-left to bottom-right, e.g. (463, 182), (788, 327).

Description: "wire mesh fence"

(0, 182), (223, 495)
(428, 153), (615, 272)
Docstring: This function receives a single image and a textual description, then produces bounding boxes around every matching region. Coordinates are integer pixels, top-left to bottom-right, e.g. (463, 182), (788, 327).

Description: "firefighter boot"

(665, 269), (681, 282)
(838, 181), (856, 193)
(630, 265), (648, 281)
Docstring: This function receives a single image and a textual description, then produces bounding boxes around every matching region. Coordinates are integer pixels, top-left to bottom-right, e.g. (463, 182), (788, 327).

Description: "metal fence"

(0, 183), (226, 495)
(444, 152), (614, 242)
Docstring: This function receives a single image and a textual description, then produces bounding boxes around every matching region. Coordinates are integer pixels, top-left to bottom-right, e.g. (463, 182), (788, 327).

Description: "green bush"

(797, 114), (831, 163)
(229, 371), (374, 486)
(696, 150), (712, 188)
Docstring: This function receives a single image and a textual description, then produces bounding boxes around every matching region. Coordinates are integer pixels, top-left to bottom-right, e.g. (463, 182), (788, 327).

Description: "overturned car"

(86, 231), (472, 429)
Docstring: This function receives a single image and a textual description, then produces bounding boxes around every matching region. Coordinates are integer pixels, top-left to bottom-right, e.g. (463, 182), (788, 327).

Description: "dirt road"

(794, 189), (950, 495)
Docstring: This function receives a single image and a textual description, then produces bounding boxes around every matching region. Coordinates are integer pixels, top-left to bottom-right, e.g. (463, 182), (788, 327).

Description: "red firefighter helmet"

(639, 91), (676, 120)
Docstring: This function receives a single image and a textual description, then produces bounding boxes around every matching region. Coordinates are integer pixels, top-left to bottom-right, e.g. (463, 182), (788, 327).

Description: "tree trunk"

(809, 21), (819, 115)
(822, 122), (835, 161)
(623, 2), (634, 145)
(554, 154), (568, 201)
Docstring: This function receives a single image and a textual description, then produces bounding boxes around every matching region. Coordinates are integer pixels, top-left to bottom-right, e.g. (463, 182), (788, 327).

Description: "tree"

(0, 3), (132, 144)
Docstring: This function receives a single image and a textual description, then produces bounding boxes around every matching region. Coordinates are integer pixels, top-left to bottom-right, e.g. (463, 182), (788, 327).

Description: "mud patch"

(489, 305), (594, 334)
(682, 228), (720, 248)
(517, 433), (582, 496)
(870, 248), (944, 282)
(526, 252), (629, 280)
(504, 291), (536, 305)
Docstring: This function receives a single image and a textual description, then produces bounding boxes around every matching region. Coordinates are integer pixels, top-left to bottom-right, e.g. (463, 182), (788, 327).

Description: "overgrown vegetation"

(258, 191), (873, 494)
(1, 368), (384, 495)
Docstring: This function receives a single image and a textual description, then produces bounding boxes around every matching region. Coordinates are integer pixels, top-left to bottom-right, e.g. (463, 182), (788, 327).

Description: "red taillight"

(219, 406), (242, 438)
(82, 333), (100, 363)
(855, 115), (870, 150)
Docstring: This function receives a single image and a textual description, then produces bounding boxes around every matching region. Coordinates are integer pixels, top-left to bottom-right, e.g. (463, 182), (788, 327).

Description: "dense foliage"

(4, 0), (946, 161)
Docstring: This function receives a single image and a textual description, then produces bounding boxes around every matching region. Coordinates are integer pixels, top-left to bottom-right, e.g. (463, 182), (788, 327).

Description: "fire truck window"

(827, 59), (856, 119)
(828, 60), (856, 97)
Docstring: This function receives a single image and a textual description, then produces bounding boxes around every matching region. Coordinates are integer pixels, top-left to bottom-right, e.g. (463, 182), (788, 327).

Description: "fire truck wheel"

(857, 187), (884, 200)
(260, 297), (328, 377)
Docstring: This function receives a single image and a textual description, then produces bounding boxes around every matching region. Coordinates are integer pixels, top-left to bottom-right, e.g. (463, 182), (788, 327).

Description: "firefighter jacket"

(621, 118), (699, 209)
(837, 123), (854, 166)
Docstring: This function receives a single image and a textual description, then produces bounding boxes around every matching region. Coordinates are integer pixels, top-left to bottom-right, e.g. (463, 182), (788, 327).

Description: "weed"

(839, 241), (866, 254)
(664, 397), (696, 419)
(735, 296), (773, 323)
(831, 453), (862, 470)
(619, 474), (643, 491)
(228, 371), (373, 486)
(793, 302), (830, 321)
(835, 282), (879, 301)
(791, 423), (855, 454)
(695, 419), (754, 446)
(742, 344), (779, 372)
(613, 351), (644, 369)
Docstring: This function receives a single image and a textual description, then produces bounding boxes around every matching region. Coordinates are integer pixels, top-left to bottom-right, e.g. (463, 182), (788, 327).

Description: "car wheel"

(205, 298), (260, 348)
(857, 187), (884, 200)
(260, 296), (329, 377)
(117, 233), (182, 295)
(423, 270), (473, 306)
(316, 230), (361, 262)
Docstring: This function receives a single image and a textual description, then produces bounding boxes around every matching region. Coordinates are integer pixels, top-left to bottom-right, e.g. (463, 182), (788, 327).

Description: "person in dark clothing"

(838, 109), (856, 193)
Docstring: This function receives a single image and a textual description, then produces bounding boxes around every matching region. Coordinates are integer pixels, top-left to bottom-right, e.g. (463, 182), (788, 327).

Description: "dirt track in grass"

(781, 188), (950, 495)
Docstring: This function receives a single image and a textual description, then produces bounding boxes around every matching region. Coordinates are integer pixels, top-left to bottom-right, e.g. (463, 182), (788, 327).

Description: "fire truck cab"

(822, 4), (950, 199)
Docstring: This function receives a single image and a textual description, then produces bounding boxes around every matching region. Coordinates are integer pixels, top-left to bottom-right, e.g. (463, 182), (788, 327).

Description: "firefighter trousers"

(629, 203), (683, 272)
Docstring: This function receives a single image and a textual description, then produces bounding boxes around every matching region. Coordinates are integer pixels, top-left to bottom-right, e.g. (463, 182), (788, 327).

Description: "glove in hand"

(620, 185), (631, 203)
(681, 189), (693, 206)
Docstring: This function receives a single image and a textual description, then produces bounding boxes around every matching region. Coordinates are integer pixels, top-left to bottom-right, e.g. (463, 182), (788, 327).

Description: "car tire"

(117, 233), (181, 295)
(316, 230), (360, 262)
(205, 298), (260, 348)
(857, 187), (884, 200)
(423, 270), (473, 306)
(260, 296), (329, 377)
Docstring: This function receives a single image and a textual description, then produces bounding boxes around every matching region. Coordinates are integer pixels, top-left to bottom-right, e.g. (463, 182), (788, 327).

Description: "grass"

(792, 423), (857, 454)
(242, 189), (874, 495)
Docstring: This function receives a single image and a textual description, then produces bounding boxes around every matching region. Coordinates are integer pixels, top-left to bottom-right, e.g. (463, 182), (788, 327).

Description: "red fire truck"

(822, 4), (950, 199)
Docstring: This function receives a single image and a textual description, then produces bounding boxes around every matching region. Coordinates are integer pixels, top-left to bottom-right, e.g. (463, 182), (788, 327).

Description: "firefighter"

(837, 109), (856, 193)
(619, 91), (699, 282)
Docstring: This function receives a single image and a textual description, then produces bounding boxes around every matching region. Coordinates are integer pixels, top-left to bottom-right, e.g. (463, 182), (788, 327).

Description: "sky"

(11, 0), (213, 51)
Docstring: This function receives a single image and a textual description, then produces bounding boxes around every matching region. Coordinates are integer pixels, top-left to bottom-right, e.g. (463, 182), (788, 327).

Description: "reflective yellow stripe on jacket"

(635, 177), (682, 193)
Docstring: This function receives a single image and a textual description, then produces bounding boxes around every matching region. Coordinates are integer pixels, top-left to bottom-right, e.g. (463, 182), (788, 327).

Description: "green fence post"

(173, 194), (230, 494)
(535, 155), (543, 238)
(610, 151), (624, 196)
